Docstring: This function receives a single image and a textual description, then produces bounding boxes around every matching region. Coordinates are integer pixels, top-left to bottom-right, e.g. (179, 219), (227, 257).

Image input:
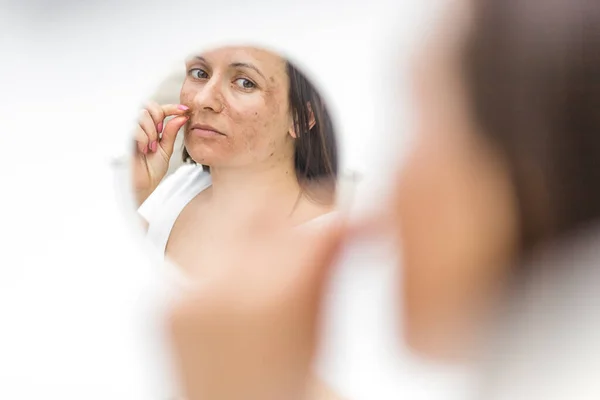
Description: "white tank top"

(138, 163), (212, 254)
(138, 163), (336, 285)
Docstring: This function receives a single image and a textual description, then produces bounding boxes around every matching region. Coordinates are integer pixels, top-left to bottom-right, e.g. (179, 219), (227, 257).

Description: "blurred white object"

(478, 224), (600, 400)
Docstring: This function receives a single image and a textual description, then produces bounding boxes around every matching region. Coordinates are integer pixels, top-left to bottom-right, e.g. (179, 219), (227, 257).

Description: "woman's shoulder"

(138, 163), (211, 222)
(294, 199), (339, 230)
(303, 209), (339, 227)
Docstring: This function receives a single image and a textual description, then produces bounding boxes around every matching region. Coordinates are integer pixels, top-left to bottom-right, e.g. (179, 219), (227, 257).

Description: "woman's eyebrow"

(192, 56), (208, 64)
(230, 62), (266, 80)
(191, 56), (266, 80)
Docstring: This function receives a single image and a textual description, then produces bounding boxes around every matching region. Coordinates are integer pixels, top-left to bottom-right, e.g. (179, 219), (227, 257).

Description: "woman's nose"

(194, 78), (224, 113)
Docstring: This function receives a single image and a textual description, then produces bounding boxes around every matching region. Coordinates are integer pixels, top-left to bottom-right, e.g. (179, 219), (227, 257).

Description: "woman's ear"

(307, 102), (316, 130)
(288, 112), (298, 139)
(288, 102), (316, 139)
(289, 124), (298, 139)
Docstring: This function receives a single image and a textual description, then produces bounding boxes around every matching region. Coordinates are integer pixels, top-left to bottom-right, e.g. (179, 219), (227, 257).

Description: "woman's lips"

(189, 123), (225, 138)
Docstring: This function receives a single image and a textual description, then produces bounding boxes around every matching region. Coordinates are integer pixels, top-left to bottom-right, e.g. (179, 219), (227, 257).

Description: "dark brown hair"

(182, 60), (338, 202)
(462, 0), (600, 255)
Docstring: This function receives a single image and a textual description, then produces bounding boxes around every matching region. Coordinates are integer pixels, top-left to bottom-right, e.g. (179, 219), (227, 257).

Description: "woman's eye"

(189, 68), (208, 79)
(234, 78), (256, 89)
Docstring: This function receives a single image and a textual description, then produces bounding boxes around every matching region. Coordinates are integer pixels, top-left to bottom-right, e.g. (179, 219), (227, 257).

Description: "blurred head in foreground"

(393, 0), (600, 360)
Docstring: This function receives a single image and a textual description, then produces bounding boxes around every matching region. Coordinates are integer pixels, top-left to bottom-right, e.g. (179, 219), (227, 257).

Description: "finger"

(159, 115), (189, 157)
(134, 125), (149, 154)
(139, 109), (159, 146)
(161, 103), (190, 116)
(145, 101), (166, 134)
(143, 102), (189, 136)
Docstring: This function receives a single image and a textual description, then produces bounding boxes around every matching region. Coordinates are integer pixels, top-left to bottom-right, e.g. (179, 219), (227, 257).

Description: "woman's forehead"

(187, 46), (286, 73)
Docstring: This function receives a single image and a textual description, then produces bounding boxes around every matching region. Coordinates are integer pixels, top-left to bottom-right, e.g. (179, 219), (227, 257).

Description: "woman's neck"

(206, 159), (302, 217)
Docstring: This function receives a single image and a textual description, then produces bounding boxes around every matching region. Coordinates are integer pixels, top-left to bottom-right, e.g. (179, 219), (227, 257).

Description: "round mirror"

(128, 45), (358, 279)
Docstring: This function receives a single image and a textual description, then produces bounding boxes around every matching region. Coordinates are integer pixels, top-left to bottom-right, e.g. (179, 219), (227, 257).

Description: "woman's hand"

(166, 215), (346, 400)
(132, 102), (190, 206)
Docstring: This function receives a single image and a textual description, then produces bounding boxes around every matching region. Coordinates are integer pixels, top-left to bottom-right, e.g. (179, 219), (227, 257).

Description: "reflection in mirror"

(130, 45), (349, 400)
(131, 45), (348, 276)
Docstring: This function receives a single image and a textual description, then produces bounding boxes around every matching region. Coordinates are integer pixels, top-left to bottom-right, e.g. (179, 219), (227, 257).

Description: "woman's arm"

(167, 216), (346, 400)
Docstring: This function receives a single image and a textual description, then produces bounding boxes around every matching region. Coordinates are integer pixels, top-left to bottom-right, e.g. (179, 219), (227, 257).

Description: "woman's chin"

(186, 148), (221, 166)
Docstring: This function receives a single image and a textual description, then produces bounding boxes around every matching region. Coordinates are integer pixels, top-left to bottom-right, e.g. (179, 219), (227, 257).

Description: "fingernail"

(157, 122), (163, 133)
(150, 141), (158, 152)
(177, 104), (189, 111)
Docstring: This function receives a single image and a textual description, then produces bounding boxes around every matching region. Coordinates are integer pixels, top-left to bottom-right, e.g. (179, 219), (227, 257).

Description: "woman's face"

(180, 47), (294, 168)
(391, 1), (520, 361)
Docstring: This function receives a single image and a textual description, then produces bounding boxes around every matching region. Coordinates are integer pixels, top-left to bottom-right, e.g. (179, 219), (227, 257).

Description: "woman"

(397, 0), (600, 361)
(166, 0), (600, 398)
(132, 46), (338, 276)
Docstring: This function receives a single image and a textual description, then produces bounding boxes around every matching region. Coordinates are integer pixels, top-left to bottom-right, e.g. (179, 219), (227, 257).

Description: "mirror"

(130, 45), (356, 277)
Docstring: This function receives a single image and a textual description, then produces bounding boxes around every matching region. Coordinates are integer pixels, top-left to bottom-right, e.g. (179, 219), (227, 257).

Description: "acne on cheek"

(240, 125), (262, 155)
(179, 89), (193, 108)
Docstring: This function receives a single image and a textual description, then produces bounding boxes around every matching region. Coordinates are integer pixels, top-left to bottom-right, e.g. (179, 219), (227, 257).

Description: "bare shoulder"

(294, 196), (336, 226)
(293, 179), (338, 224)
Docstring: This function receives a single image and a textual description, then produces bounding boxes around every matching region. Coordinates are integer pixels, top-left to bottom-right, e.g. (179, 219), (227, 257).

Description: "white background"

(0, 0), (472, 398)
